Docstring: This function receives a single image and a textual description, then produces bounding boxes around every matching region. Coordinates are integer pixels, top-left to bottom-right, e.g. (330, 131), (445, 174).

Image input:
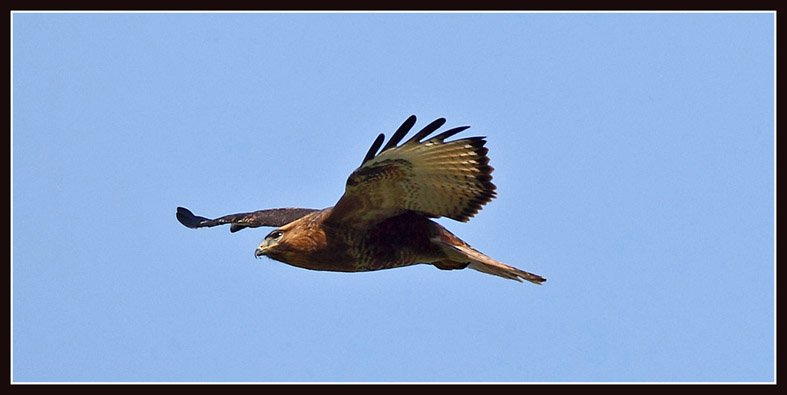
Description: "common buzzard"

(177, 116), (545, 284)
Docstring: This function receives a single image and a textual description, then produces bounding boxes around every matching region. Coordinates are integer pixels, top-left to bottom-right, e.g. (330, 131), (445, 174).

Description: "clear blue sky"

(11, 12), (774, 383)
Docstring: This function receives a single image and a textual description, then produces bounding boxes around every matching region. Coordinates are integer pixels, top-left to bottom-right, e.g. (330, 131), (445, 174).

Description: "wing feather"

(361, 133), (385, 165)
(402, 117), (446, 145)
(430, 126), (471, 142)
(327, 116), (496, 229)
(176, 206), (319, 233)
(379, 115), (417, 153)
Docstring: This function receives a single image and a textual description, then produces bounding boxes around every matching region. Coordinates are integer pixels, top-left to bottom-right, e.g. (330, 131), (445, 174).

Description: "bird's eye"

(268, 230), (283, 240)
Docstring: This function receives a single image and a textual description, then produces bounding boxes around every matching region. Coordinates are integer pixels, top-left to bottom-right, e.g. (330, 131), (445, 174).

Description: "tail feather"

(432, 238), (546, 285)
(467, 261), (546, 285)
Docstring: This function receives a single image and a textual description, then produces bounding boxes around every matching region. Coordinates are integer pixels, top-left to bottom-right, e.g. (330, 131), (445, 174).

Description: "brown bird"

(176, 116), (545, 284)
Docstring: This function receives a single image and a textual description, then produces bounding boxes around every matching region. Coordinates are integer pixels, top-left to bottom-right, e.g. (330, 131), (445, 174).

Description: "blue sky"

(11, 12), (774, 383)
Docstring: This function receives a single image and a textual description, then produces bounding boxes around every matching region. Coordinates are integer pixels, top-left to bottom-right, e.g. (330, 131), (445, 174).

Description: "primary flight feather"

(177, 115), (545, 284)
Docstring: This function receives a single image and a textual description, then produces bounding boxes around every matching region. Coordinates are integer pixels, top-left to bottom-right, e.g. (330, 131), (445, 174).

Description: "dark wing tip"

(230, 224), (247, 233)
(380, 115), (418, 152)
(362, 115), (420, 165)
(361, 133), (386, 166)
(358, 115), (478, 174)
(431, 125), (470, 142)
(398, 117), (445, 146)
(176, 206), (205, 228)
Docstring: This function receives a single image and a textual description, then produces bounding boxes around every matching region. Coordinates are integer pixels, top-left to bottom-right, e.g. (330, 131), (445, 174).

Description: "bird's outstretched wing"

(327, 115), (496, 229)
(176, 206), (319, 232)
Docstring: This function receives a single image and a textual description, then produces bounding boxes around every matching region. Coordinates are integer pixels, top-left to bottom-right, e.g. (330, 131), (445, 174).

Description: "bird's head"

(253, 212), (324, 265)
(255, 227), (288, 261)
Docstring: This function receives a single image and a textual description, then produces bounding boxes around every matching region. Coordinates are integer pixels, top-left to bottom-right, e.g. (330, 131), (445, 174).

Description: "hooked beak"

(255, 235), (279, 259)
(254, 246), (267, 258)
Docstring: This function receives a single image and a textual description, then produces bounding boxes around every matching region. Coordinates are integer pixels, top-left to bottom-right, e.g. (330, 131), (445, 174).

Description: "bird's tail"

(432, 238), (546, 285)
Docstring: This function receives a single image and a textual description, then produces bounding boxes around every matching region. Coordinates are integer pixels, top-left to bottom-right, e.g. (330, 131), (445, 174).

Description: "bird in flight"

(176, 115), (545, 284)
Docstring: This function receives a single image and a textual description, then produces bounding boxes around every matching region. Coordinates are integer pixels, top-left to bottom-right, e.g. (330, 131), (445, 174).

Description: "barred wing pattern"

(327, 116), (496, 230)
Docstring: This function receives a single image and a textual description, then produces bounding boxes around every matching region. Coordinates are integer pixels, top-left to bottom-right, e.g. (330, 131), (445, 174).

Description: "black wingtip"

(230, 224), (247, 233)
(431, 125), (471, 142)
(380, 115), (418, 152)
(404, 117), (448, 144)
(176, 206), (203, 228)
(361, 133), (386, 165)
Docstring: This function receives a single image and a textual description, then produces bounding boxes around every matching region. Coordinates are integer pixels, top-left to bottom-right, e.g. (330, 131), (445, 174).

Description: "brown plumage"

(176, 115), (545, 284)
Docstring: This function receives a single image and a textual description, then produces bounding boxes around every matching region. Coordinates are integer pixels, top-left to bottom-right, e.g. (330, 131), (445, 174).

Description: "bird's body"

(261, 209), (441, 272)
(177, 116), (545, 284)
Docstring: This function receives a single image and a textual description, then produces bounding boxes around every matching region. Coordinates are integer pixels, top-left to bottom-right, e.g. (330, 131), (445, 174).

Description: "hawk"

(177, 116), (545, 284)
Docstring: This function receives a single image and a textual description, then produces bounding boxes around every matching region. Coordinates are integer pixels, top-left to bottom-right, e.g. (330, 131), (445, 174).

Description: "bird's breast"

(270, 211), (448, 273)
